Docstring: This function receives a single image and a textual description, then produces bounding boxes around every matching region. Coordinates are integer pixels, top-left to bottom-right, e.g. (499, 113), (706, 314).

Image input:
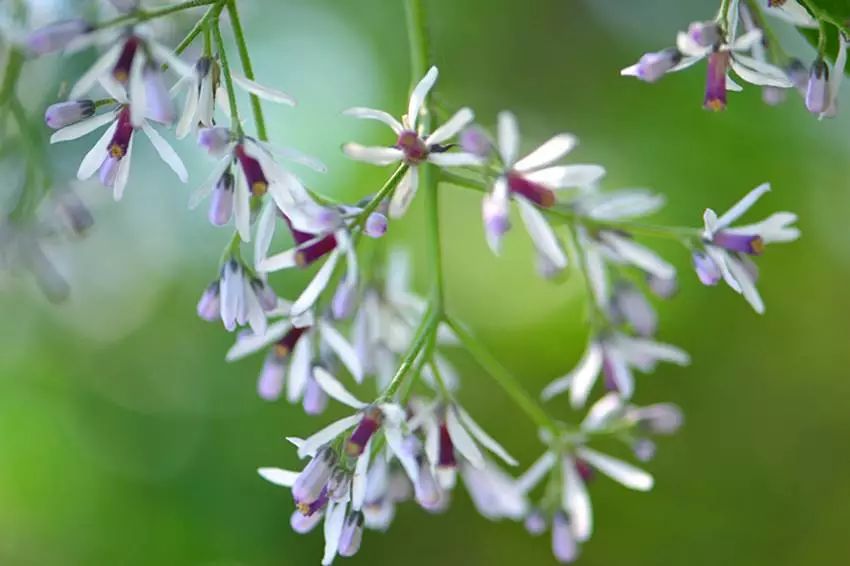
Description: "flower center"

(396, 130), (429, 164)
(506, 171), (556, 208)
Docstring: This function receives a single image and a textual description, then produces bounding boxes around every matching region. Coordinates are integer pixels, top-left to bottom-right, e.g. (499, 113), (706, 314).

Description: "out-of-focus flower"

(198, 259), (281, 334)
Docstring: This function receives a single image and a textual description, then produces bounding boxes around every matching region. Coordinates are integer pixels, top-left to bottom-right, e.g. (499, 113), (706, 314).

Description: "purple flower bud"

(257, 352), (285, 401)
(196, 281), (220, 321)
(459, 125), (492, 158)
(328, 468), (352, 501)
(713, 232), (764, 255)
(551, 512), (578, 564)
(251, 279), (278, 311)
(292, 446), (336, 505)
(687, 21), (721, 48)
(345, 407), (383, 457)
(635, 48), (682, 83)
(646, 274), (677, 299)
(338, 511), (365, 557)
(414, 459), (442, 510)
(692, 251), (721, 286)
(198, 127), (234, 155)
(290, 509), (323, 534)
(26, 19), (92, 55)
(302, 375), (328, 415)
(44, 100), (96, 129)
(806, 59), (830, 114)
(611, 283), (657, 337)
(629, 403), (684, 434)
(632, 438), (657, 462)
(208, 172), (234, 226)
(364, 212), (388, 238)
(704, 51), (730, 112)
(524, 509), (548, 536)
(143, 64), (174, 124)
(331, 280), (357, 320)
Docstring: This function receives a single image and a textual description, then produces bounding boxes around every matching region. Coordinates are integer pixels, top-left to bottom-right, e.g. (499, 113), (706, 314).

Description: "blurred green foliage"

(1, 0), (849, 564)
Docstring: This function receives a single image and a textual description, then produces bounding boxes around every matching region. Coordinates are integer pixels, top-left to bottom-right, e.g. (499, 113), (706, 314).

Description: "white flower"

(484, 111), (606, 276)
(541, 332), (689, 407)
(50, 81), (187, 200)
(189, 132), (326, 242)
(226, 311), (364, 405)
(696, 183), (799, 313)
(210, 260), (281, 335)
(174, 56), (296, 139)
(342, 66), (483, 217)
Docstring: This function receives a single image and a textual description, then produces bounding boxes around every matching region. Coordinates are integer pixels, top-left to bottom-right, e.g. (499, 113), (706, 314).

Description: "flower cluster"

(622, 0), (848, 116)
(10, 0), (803, 564)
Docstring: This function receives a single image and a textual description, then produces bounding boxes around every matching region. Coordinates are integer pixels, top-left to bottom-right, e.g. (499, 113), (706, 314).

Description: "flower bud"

(806, 59), (830, 114)
(610, 282), (657, 337)
(551, 512), (578, 564)
(459, 125), (492, 158)
(338, 511), (365, 557)
(26, 19), (92, 55)
(327, 468), (352, 501)
(44, 100), (96, 129)
(143, 64), (174, 124)
(646, 274), (677, 299)
(635, 48), (682, 83)
(687, 21), (720, 48)
(290, 509), (323, 534)
(257, 352), (285, 401)
(762, 86), (786, 106)
(54, 190), (94, 235)
(209, 172), (234, 226)
(364, 212), (388, 238)
(632, 438), (657, 462)
(251, 278), (278, 311)
(692, 251), (721, 286)
(628, 403), (684, 435)
(198, 127), (234, 155)
(786, 58), (809, 94)
(196, 281), (220, 321)
(524, 509), (548, 536)
(302, 375), (328, 415)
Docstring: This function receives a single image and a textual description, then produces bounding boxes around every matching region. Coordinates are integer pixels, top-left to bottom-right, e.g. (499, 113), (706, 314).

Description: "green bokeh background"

(2, 0), (849, 564)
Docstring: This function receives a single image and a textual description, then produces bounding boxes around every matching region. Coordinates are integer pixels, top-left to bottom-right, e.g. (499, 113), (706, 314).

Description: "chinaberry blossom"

(225, 310), (363, 407)
(343, 66), (483, 217)
(190, 129), (327, 242)
(197, 259), (281, 334)
(50, 81), (187, 199)
(622, 11), (792, 110)
(25, 18), (92, 55)
(695, 183), (799, 313)
(68, 27), (194, 125)
(484, 111), (605, 275)
(541, 331), (689, 407)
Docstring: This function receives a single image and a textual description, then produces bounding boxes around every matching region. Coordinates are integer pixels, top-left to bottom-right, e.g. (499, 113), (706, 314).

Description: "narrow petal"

(258, 467), (299, 487)
(730, 29), (763, 52)
(69, 44), (122, 99)
(257, 248), (299, 273)
(446, 407), (485, 468)
(129, 52), (146, 127)
(384, 427), (419, 484)
(50, 112), (114, 143)
(561, 342), (604, 408)
(225, 320), (290, 361)
(76, 121), (117, 180)
(515, 196), (568, 270)
(456, 406), (518, 466)
(388, 166), (419, 218)
(407, 66), (439, 129)
(319, 320), (364, 382)
(526, 164), (606, 190)
(298, 414), (362, 459)
(112, 136), (134, 201)
(188, 154), (232, 209)
(313, 366), (367, 409)
(148, 42), (195, 78)
(425, 107), (474, 145)
(497, 111), (519, 166)
(254, 201), (277, 264)
(728, 255), (765, 313)
(343, 106), (403, 133)
(516, 451), (557, 494)
(233, 169), (252, 242)
(322, 501), (347, 566)
(141, 122), (188, 182)
(599, 232), (675, 279)
(351, 442), (371, 510)
(342, 143), (403, 165)
(515, 134), (577, 172)
(716, 183), (770, 228)
(730, 57), (793, 88)
(287, 333), (312, 402)
(581, 392), (624, 431)
(427, 152), (485, 167)
(575, 447), (654, 491)
(232, 72), (296, 105)
(562, 456), (593, 542)
(291, 250), (342, 316)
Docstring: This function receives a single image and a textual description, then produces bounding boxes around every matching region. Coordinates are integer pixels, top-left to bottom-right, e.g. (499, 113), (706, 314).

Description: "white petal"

(233, 168), (252, 242)
(599, 232), (675, 279)
(388, 166), (419, 218)
(148, 42), (195, 78)
(76, 120), (117, 180)
(321, 501), (347, 566)
(220, 263), (243, 332)
(515, 451), (557, 494)
(298, 414), (361, 459)
(767, 0), (818, 28)
(525, 164), (606, 190)
(426, 107), (474, 145)
(254, 201), (277, 265)
(716, 183), (770, 228)
(580, 189), (665, 220)
(69, 43), (122, 99)
(616, 335), (691, 367)
(231, 72), (296, 105)
(584, 240), (609, 308)
(566, 341), (604, 408)
(726, 74), (744, 92)
(446, 407), (485, 468)
(515, 134), (577, 172)
(562, 456), (593, 542)
(581, 392), (624, 431)
(725, 212), (800, 244)
(260, 142), (327, 173)
(244, 286), (267, 336)
(342, 143), (403, 165)
(676, 31), (712, 58)
(456, 406), (517, 466)
(728, 256), (764, 313)
(319, 320), (364, 382)
(141, 122), (188, 182)
(407, 66), (438, 129)
(427, 152), (485, 167)
(225, 320), (290, 361)
(257, 467), (299, 487)
(730, 57), (793, 88)
(351, 442), (371, 510)
(575, 447), (653, 491)
(112, 136), (134, 201)
(706, 246), (742, 293)
(189, 154), (232, 209)
(342, 106), (403, 133)
(620, 63), (639, 77)
(603, 347), (634, 399)
(287, 333), (313, 402)
(129, 51), (147, 128)
(730, 29), (763, 52)
(497, 111), (519, 166)
(50, 112), (115, 143)
(515, 196), (568, 269)
(175, 77), (199, 139)
(312, 366), (367, 409)
(384, 427), (419, 484)
(291, 250), (341, 316)
(703, 208), (719, 237)
(257, 248), (299, 273)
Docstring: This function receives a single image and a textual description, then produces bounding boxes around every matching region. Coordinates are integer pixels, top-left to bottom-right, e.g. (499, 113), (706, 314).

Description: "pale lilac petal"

(313, 366), (367, 409)
(446, 407), (485, 468)
(258, 467), (299, 487)
(425, 107), (474, 145)
(141, 122), (188, 182)
(497, 111), (519, 166)
(407, 66), (439, 129)
(515, 134), (577, 172)
(50, 112), (114, 143)
(575, 447), (653, 491)
(298, 414), (362, 459)
(232, 72), (296, 105)
(343, 106), (403, 133)
(343, 143), (403, 165)
(388, 166), (419, 218)
(76, 120), (117, 180)
(562, 456), (592, 542)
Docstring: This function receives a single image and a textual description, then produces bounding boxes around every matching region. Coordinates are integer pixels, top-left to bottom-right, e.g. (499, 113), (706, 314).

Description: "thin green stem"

(379, 309), (439, 401)
(172, 2), (222, 59)
(96, 0), (219, 30)
(226, 0), (267, 141)
(445, 314), (559, 435)
(211, 8), (242, 135)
